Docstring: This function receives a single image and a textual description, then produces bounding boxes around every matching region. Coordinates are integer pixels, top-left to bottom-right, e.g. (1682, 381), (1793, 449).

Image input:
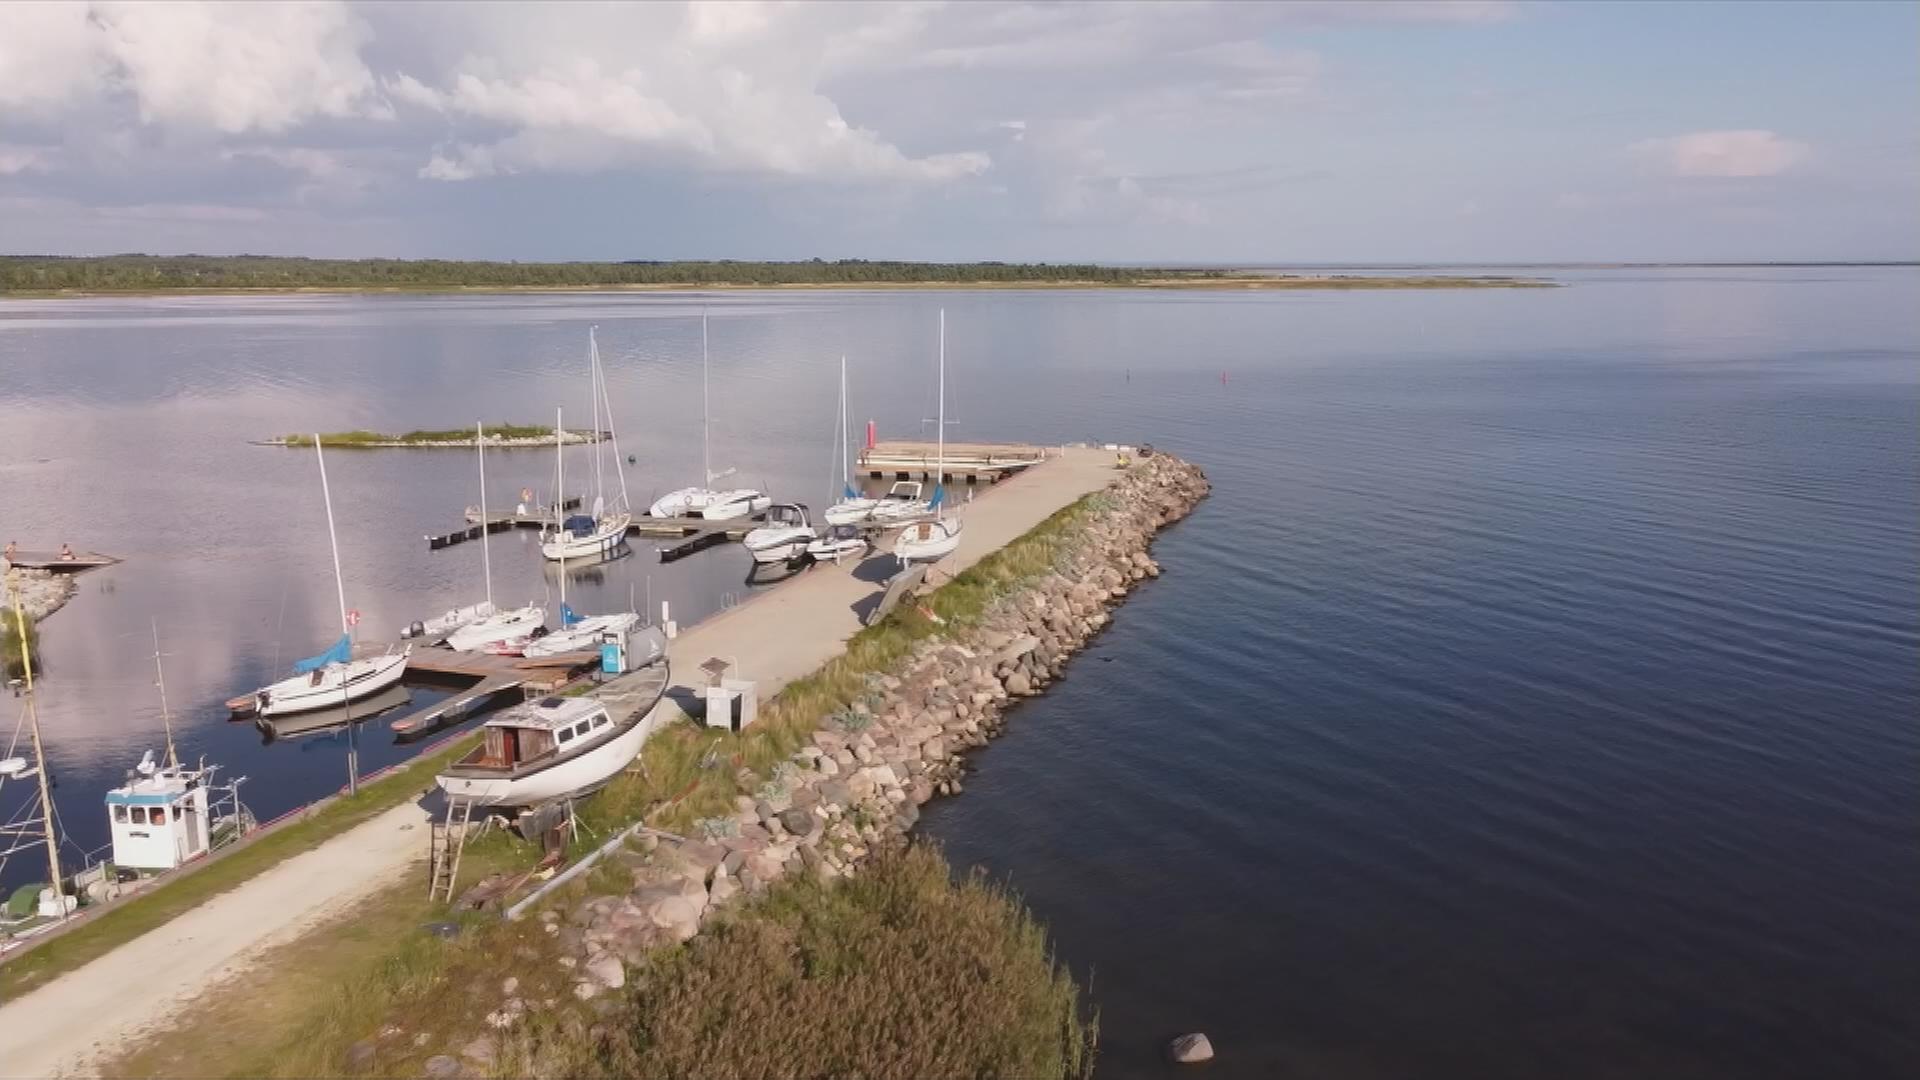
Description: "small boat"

(744, 503), (815, 564)
(893, 310), (966, 566)
(521, 609), (642, 658)
(648, 312), (766, 521)
(867, 480), (932, 525)
(541, 330), (635, 561)
(807, 523), (870, 564)
(823, 356), (885, 526)
(447, 604), (547, 653)
(245, 438), (414, 718)
(106, 750), (254, 873)
(436, 654), (670, 808)
(401, 601), (495, 641)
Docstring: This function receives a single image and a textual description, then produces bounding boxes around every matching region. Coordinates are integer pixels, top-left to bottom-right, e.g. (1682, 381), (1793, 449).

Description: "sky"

(0, 0), (1914, 263)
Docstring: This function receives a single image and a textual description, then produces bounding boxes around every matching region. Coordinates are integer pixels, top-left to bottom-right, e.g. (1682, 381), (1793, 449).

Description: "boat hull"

(255, 650), (411, 718)
(806, 537), (870, 563)
(446, 605), (547, 652)
(893, 519), (963, 564)
(437, 665), (669, 807)
(521, 613), (642, 658)
(541, 513), (631, 561)
(401, 600), (495, 641)
(701, 491), (771, 521)
(823, 499), (878, 526)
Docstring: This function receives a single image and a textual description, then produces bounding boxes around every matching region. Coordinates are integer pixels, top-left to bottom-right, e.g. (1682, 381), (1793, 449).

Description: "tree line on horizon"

(0, 255), (1214, 291)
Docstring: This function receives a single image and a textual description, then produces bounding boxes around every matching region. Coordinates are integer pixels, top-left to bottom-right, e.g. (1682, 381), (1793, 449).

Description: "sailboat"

(251, 439), (410, 718)
(893, 310), (965, 566)
(823, 356), (881, 526)
(443, 422), (547, 653)
(648, 311), (770, 521)
(521, 526), (640, 659)
(542, 328), (633, 560)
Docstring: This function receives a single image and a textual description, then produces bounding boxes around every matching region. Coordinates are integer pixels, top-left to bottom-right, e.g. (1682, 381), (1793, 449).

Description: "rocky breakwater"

(540, 455), (1209, 1000)
(2, 567), (75, 622)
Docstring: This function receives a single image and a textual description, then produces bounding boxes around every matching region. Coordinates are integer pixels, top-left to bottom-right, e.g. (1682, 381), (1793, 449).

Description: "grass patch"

(1, 609), (37, 680)
(508, 844), (1095, 1080)
(0, 734), (479, 1001)
(279, 425), (568, 448)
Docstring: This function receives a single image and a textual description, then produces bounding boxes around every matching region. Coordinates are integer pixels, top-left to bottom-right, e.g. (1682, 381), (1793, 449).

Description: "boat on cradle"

(437, 643), (670, 808)
(401, 600), (495, 641)
(807, 523), (871, 564)
(244, 438), (412, 718)
(744, 503), (816, 564)
(542, 329), (634, 561)
(893, 309), (966, 567)
(646, 312), (769, 521)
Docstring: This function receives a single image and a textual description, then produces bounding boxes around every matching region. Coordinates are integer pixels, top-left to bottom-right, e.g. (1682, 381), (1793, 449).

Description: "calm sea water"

(2, 271), (1915, 1076)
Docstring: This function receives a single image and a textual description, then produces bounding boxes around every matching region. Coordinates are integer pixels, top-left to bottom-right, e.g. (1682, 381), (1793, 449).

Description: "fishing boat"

(542, 330), (634, 560)
(648, 312), (768, 520)
(744, 503), (815, 564)
(893, 311), (965, 566)
(104, 749), (255, 873)
(807, 523), (871, 564)
(247, 438), (412, 718)
(436, 636), (670, 808)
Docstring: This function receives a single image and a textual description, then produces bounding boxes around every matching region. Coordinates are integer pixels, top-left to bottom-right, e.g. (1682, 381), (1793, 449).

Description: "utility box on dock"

(699, 657), (758, 733)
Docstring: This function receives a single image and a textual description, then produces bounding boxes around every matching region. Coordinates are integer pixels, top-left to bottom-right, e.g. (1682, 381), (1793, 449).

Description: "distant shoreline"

(0, 275), (1557, 298)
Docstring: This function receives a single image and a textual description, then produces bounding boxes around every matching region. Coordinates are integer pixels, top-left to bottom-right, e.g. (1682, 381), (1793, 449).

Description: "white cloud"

(1632, 130), (1810, 178)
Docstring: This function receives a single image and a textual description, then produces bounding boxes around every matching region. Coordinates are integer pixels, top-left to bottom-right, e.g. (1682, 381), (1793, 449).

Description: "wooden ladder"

(428, 796), (475, 903)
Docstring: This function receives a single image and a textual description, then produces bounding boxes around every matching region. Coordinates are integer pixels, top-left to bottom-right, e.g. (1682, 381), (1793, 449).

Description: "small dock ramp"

(865, 565), (927, 626)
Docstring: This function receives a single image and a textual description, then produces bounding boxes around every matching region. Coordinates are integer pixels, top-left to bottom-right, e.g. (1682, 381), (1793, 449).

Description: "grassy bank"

(1, 611), (36, 680)
(0, 734), (478, 1001)
(509, 845), (1095, 1079)
(274, 425), (583, 448)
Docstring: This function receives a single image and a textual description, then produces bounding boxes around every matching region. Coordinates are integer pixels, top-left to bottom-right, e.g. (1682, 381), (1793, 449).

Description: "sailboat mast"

(314, 437), (350, 638)
(9, 581), (65, 911)
(477, 421), (493, 608)
(839, 355), (850, 488)
(589, 330), (605, 510)
(555, 406), (566, 605)
(701, 311), (713, 487)
(595, 328), (631, 511)
(152, 620), (177, 768)
(936, 309), (946, 513)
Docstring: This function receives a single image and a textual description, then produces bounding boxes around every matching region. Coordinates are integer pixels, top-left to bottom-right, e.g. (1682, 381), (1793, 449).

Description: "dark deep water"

(2, 270), (1916, 1075)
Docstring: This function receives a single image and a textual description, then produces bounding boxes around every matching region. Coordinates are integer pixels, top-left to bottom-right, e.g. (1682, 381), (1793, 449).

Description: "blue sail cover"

(293, 634), (351, 673)
(843, 483), (860, 500)
(561, 603), (582, 626)
(563, 514), (596, 538)
(928, 484), (946, 511)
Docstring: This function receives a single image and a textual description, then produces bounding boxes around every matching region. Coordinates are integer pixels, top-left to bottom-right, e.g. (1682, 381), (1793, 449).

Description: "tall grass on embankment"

(505, 845), (1097, 1080)
(1, 611), (36, 680)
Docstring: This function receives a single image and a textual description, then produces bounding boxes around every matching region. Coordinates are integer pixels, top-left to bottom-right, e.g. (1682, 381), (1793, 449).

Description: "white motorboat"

(893, 310), (966, 566)
(244, 438), (416, 718)
(648, 312), (767, 521)
(868, 480), (933, 525)
(541, 329), (634, 561)
(522, 610), (642, 658)
(446, 604), (547, 652)
(807, 523), (871, 564)
(401, 601), (495, 641)
(436, 658), (671, 808)
(744, 503), (815, 564)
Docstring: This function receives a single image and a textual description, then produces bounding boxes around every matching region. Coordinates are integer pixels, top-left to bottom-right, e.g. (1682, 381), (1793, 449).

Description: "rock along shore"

(3, 567), (77, 623)
(528, 453), (1209, 1006)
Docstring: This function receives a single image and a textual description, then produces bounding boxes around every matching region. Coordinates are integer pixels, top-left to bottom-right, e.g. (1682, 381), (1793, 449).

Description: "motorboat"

(522, 610), (642, 659)
(892, 310), (966, 566)
(446, 604), (547, 652)
(401, 601), (495, 642)
(807, 523), (871, 564)
(541, 329), (635, 561)
(867, 480), (932, 525)
(744, 503), (815, 564)
(436, 654), (670, 808)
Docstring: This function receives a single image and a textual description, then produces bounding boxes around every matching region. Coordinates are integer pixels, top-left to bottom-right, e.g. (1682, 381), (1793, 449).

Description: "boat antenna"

(701, 310), (713, 488)
(477, 421), (493, 608)
(9, 579), (66, 918)
(314, 437), (350, 640)
(151, 619), (177, 769)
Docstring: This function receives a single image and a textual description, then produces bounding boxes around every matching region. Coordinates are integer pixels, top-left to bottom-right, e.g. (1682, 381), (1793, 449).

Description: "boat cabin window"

(590, 715), (608, 730)
(574, 720), (592, 738)
(558, 728), (574, 745)
(113, 805), (128, 823)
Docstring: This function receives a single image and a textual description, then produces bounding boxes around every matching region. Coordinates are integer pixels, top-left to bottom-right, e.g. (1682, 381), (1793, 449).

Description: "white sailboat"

(443, 421), (547, 653)
(893, 310), (965, 565)
(649, 312), (770, 521)
(744, 503), (816, 564)
(543, 328), (633, 560)
(823, 356), (882, 526)
(251, 439), (410, 718)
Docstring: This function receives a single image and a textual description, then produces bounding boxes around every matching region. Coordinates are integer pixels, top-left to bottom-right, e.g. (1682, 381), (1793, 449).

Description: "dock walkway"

(0, 446), (1119, 1079)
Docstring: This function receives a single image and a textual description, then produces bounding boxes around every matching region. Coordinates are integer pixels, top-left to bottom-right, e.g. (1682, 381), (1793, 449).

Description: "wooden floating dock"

(860, 441), (1048, 483)
(426, 501), (763, 563)
(427, 497), (584, 550)
(3, 550), (120, 571)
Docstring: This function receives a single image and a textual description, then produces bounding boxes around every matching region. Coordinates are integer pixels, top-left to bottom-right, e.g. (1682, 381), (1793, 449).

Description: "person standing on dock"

(3, 540), (14, 568)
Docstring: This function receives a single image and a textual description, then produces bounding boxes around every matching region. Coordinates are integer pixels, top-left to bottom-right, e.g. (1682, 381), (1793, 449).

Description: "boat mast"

(151, 619), (177, 769)
(594, 327), (631, 512)
(936, 309), (946, 519)
(8, 582), (65, 915)
(839, 355), (850, 493)
(555, 406), (567, 607)
(477, 421), (492, 608)
(701, 311), (713, 487)
(314, 437), (350, 639)
(589, 330), (605, 512)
